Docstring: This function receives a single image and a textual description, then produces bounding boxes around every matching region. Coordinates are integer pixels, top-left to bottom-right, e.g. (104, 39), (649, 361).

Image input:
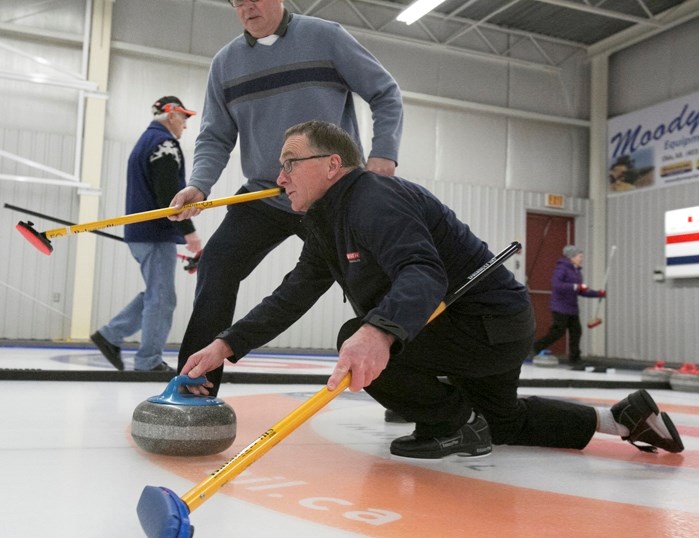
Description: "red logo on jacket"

(346, 251), (361, 263)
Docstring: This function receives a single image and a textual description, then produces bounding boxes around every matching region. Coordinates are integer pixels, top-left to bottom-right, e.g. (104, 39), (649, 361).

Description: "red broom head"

(16, 221), (53, 255)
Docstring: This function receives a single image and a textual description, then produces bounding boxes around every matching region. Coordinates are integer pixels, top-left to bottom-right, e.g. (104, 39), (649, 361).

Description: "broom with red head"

(587, 245), (616, 329)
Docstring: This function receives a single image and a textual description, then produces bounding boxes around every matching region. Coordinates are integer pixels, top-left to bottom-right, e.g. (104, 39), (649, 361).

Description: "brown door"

(526, 213), (575, 356)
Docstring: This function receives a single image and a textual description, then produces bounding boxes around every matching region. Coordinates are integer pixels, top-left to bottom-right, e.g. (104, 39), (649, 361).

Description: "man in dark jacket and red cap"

(532, 245), (606, 365)
(90, 96), (201, 372)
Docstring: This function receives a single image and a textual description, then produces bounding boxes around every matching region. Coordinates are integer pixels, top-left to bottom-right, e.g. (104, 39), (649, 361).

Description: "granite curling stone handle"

(148, 375), (223, 406)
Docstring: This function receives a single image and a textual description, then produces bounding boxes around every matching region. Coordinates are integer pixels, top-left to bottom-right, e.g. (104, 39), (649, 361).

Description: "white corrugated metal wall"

(601, 16), (699, 363)
(1, 128), (78, 340)
(606, 183), (699, 363)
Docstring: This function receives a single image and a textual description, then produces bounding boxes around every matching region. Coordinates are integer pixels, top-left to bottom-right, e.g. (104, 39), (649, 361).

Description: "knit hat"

(563, 245), (582, 258)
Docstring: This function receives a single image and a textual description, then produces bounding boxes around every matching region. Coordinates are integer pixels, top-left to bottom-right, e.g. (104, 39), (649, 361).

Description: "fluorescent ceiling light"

(396, 0), (447, 25)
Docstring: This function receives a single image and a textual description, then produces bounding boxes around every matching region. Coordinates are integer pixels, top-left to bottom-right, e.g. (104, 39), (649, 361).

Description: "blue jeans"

(99, 242), (177, 370)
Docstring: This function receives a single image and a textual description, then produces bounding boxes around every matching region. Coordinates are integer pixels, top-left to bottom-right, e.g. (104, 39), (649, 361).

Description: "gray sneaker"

(611, 389), (684, 453)
(390, 413), (492, 459)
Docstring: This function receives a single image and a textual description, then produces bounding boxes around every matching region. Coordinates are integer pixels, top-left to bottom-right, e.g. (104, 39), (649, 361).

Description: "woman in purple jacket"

(532, 246), (606, 364)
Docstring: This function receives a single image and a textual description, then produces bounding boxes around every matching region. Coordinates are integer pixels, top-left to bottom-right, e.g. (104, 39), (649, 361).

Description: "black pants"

(533, 311), (582, 362)
(177, 188), (306, 395)
(357, 305), (597, 449)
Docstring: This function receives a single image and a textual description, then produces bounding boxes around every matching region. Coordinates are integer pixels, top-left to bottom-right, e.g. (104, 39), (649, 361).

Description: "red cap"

(152, 96), (196, 117)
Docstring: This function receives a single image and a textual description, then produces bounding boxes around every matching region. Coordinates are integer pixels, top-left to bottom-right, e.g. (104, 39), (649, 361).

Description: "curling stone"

(640, 360), (675, 383)
(669, 362), (699, 393)
(132, 375), (236, 456)
(532, 349), (559, 368)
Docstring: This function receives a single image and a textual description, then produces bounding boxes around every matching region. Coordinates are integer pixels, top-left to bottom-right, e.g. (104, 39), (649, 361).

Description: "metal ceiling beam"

(587, 0), (699, 57)
(444, 0), (481, 22)
(0, 0), (66, 24)
(0, 69), (98, 92)
(341, 0), (377, 31)
(0, 174), (97, 192)
(354, 0), (584, 49)
(534, 0), (664, 27)
(634, 0), (655, 19)
(0, 148), (80, 182)
(402, 90), (590, 128)
(111, 40), (212, 68)
(0, 21), (82, 46)
(345, 24), (563, 72)
(443, 0), (521, 46)
(329, 0), (584, 69)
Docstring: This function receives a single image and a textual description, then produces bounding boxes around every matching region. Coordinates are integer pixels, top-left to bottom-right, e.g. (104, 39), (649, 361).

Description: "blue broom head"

(137, 486), (192, 538)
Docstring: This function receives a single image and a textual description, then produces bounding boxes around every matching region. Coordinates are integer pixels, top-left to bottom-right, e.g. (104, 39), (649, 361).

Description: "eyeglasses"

(230, 0), (258, 7)
(280, 154), (331, 174)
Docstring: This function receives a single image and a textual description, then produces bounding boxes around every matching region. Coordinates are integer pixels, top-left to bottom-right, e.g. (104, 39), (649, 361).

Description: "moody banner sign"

(607, 90), (699, 195)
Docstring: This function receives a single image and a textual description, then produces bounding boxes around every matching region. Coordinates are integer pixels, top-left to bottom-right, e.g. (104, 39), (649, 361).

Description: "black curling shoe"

(611, 389), (684, 453)
(390, 413), (492, 459)
(90, 331), (124, 371)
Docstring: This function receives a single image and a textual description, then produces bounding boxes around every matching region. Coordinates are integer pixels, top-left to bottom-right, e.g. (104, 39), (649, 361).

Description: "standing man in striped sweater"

(169, 0), (403, 395)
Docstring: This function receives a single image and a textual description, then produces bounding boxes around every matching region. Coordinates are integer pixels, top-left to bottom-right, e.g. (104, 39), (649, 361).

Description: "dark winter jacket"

(549, 256), (600, 315)
(124, 121), (195, 243)
(218, 168), (530, 360)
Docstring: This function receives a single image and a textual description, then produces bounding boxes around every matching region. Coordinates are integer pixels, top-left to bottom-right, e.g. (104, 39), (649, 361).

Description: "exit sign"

(545, 193), (566, 209)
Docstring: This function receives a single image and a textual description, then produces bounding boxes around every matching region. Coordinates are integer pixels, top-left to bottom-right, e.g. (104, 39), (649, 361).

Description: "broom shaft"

(182, 375), (350, 510)
(600, 245), (617, 290)
(589, 245), (617, 324)
(42, 188), (281, 239)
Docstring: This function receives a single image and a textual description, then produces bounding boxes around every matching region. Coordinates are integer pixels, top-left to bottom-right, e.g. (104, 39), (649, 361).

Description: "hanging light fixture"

(396, 0), (448, 25)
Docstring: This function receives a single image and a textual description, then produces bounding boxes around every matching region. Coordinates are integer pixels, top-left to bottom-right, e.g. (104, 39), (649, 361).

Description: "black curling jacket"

(217, 168), (529, 360)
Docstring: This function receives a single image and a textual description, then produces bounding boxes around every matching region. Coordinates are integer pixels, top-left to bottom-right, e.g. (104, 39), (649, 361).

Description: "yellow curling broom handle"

(426, 302), (447, 324)
(42, 188), (281, 239)
(181, 374), (351, 511)
(182, 299), (447, 511)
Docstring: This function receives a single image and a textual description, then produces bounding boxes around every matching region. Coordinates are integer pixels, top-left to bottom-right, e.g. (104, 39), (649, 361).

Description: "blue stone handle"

(147, 375), (223, 406)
